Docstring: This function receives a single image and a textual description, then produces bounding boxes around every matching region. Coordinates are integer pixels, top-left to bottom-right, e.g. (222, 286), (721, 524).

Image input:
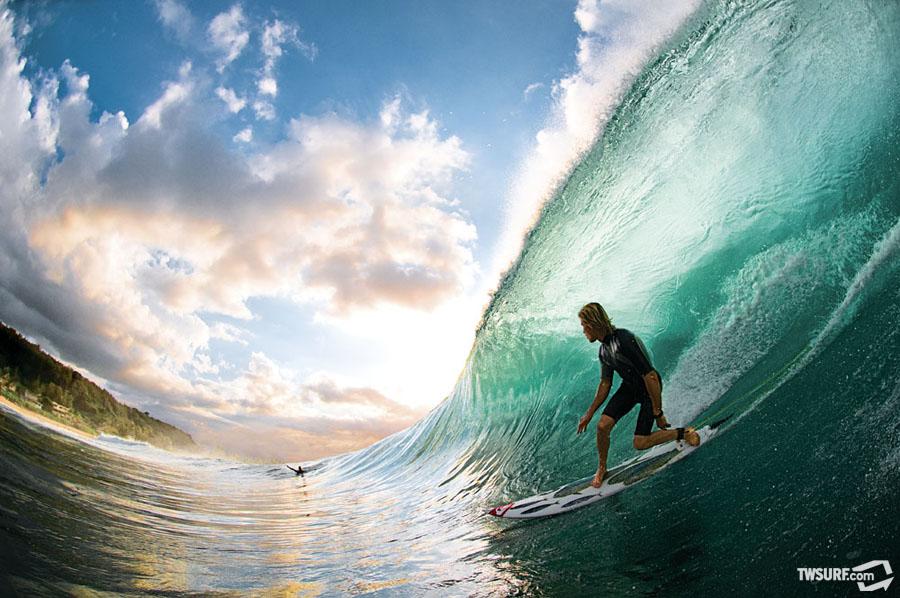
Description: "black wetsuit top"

(599, 328), (656, 384)
(598, 328), (660, 436)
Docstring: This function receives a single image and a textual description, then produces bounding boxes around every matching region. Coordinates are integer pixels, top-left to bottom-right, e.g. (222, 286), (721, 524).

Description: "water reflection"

(0, 408), (516, 595)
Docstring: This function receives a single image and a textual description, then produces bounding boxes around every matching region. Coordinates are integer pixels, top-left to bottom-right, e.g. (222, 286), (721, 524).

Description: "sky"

(0, 0), (699, 461)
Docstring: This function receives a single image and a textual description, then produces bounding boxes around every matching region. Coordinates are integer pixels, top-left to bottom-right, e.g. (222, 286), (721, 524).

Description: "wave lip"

(493, 0), (703, 282)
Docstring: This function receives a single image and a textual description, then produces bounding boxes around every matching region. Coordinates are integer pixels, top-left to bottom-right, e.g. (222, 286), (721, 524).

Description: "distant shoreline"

(0, 395), (97, 442)
(0, 322), (196, 450)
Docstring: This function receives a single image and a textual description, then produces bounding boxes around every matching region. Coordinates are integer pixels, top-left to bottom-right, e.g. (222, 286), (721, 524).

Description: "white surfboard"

(488, 417), (731, 519)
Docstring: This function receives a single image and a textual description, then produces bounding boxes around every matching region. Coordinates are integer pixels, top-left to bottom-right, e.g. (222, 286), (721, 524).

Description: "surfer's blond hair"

(578, 302), (615, 334)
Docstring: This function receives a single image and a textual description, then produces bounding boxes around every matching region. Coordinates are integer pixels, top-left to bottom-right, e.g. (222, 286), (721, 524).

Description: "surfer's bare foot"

(591, 465), (606, 488)
(685, 427), (700, 447)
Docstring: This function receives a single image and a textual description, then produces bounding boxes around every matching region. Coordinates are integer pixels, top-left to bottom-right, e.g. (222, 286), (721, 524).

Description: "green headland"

(0, 322), (196, 451)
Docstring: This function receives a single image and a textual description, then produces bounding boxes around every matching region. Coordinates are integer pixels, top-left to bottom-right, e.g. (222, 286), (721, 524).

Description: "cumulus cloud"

(209, 322), (249, 345)
(22, 90), (474, 375)
(153, 0), (193, 42)
(0, 7), (473, 459)
(252, 98), (275, 120)
(493, 0), (701, 279)
(190, 353), (419, 421)
(250, 18), (315, 118)
(262, 18), (317, 66)
(257, 76), (277, 97)
(185, 405), (422, 462)
(208, 4), (249, 72)
(215, 86), (246, 113)
(207, 11), (317, 122)
(133, 355), (424, 460)
(233, 127), (252, 143)
(139, 62), (193, 129)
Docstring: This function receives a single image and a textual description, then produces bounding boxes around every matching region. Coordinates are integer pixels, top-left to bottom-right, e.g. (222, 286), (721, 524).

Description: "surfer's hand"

(577, 414), (591, 434)
(655, 414), (670, 430)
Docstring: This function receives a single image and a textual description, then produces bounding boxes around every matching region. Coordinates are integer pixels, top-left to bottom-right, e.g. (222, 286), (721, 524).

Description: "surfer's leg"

(633, 427), (700, 449)
(632, 394), (670, 449)
(631, 393), (700, 449)
(594, 415), (616, 487)
(595, 385), (634, 487)
(633, 430), (677, 450)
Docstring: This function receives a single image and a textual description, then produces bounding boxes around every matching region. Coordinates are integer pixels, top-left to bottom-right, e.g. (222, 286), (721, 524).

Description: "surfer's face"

(580, 318), (599, 342)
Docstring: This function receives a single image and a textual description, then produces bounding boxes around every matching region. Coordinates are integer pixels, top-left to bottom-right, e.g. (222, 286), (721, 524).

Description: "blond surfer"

(576, 303), (700, 488)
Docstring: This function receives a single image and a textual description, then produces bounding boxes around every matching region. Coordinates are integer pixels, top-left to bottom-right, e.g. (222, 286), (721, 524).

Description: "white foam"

(663, 213), (898, 425)
(490, 0), (702, 286)
(812, 216), (900, 351)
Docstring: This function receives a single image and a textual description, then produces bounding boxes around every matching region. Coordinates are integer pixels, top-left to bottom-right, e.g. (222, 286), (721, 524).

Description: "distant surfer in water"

(576, 302), (700, 488)
(287, 464), (304, 477)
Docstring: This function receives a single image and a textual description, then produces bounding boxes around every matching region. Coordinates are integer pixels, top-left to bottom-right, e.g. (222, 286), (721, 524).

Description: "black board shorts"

(601, 376), (662, 437)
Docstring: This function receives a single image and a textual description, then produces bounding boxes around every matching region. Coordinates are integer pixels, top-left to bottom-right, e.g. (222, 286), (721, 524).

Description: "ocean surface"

(2, 0), (899, 595)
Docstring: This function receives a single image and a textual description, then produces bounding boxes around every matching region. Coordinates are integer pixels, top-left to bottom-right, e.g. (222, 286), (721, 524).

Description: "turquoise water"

(2, 0), (899, 594)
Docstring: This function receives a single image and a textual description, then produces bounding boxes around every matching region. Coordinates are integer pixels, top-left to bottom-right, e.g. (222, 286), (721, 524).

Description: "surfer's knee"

(597, 415), (615, 436)
(632, 435), (651, 450)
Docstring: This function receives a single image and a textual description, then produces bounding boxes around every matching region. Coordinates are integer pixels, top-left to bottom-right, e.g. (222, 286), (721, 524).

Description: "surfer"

(287, 464), (304, 477)
(576, 302), (700, 488)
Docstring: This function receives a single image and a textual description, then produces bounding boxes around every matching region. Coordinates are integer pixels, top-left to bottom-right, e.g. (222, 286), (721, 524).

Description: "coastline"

(0, 395), (97, 442)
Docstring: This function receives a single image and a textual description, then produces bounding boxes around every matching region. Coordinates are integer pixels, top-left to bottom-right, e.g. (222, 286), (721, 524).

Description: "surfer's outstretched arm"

(577, 378), (612, 434)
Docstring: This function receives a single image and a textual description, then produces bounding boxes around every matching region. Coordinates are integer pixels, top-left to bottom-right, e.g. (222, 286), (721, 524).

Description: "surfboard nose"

(488, 502), (514, 517)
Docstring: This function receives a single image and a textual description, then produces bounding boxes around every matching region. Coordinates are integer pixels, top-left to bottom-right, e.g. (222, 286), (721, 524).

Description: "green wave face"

(339, 0), (900, 491)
